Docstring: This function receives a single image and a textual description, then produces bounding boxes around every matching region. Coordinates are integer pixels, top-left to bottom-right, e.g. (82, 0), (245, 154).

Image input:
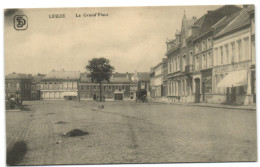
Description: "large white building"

(213, 5), (254, 104)
(41, 69), (80, 100)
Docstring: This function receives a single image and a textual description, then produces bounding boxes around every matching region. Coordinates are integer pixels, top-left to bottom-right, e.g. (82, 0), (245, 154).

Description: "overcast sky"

(4, 5), (224, 75)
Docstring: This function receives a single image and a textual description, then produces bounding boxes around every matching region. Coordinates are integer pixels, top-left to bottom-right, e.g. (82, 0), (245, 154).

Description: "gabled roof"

(215, 5), (254, 39)
(5, 73), (30, 79)
(137, 72), (150, 82)
(193, 5), (242, 40)
(43, 69), (80, 80)
(181, 15), (197, 39)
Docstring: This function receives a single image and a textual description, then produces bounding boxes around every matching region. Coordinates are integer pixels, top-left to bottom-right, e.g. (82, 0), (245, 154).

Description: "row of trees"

(86, 57), (115, 101)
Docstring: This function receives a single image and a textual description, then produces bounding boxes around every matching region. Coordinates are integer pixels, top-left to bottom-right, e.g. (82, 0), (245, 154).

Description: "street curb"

(150, 101), (256, 111)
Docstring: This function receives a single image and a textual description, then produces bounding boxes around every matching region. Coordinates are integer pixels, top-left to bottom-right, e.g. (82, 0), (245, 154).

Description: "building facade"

(166, 14), (197, 103)
(41, 70), (80, 100)
(191, 5), (241, 103)
(5, 73), (32, 100)
(150, 60), (165, 100)
(79, 72), (133, 101)
(213, 5), (254, 104)
(162, 58), (168, 98)
(31, 74), (45, 100)
(166, 32), (181, 102)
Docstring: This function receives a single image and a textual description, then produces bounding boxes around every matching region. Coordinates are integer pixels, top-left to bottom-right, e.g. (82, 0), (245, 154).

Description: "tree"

(86, 58), (115, 101)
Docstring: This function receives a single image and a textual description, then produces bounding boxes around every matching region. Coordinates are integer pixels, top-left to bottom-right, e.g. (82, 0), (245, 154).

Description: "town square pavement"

(6, 100), (257, 165)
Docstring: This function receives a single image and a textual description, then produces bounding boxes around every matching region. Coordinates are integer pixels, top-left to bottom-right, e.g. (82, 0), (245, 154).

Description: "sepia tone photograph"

(3, 3), (257, 166)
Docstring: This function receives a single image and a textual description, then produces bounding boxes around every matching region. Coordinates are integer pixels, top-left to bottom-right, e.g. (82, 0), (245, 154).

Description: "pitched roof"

(193, 5), (242, 39)
(215, 5), (253, 39)
(137, 72), (150, 82)
(44, 69), (80, 80)
(110, 77), (130, 83)
(5, 73), (30, 79)
(32, 75), (45, 83)
(80, 72), (132, 83)
(80, 73), (91, 82)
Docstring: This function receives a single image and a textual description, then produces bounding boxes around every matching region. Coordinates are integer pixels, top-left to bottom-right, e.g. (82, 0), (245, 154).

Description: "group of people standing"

(8, 96), (23, 109)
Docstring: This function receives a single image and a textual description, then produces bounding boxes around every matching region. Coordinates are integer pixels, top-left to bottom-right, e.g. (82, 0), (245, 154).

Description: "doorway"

(195, 78), (200, 103)
(230, 87), (236, 104)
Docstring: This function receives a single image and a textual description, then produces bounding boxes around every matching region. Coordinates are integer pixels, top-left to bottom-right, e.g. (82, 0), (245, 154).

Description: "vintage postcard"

(4, 5), (256, 166)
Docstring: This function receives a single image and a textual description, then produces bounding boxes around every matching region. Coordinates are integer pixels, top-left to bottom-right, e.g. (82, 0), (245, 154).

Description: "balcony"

(185, 65), (193, 73)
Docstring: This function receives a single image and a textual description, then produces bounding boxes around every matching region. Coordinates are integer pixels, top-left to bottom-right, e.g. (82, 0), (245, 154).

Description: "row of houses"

(5, 70), (150, 101)
(150, 5), (255, 105)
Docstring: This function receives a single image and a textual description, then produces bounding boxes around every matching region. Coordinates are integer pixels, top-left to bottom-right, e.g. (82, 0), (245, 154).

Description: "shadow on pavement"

(7, 141), (28, 165)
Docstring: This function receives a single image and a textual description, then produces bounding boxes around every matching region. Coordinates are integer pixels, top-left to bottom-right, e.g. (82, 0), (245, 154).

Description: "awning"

(217, 70), (248, 87)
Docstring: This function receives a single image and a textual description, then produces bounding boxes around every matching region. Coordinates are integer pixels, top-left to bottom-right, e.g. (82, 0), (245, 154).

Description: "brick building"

(5, 73), (32, 100)
(79, 72), (135, 101)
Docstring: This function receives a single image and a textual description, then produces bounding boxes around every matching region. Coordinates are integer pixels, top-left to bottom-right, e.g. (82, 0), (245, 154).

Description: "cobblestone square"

(6, 101), (257, 165)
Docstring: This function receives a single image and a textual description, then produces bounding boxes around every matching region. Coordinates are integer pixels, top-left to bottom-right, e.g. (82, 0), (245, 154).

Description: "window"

(225, 44), (229, 64)
(215, 75), (218, 93)
(214, 48), (218, 66)
(243, 37), (249, 60)
(68, 82), (72, 89)
(183, 55), (186, 70)
(202, 54), (206, 69)
(16, 83), (19, 89)
(44, 83), (48, 89)
(93, 86), (96, 90)
(59, 83), (62, 89)
(195, 56), (199, 70)
(195, 44), (199, 53)
(189, 51), (193, 65)
(73, 82), (77, 89)
(122, 86), (125, 90)
(182, 38), (186, 47)
(202, 40), (206, 51)
(104, 85), (106, 91)
(81, 86), (84, 91)
(141, 83), (145, 89)
(220, 46), (224, 64)
(207, 52), (212, 67)
(207, 38), (212, 48)
(63, 82), (67, 89)
(203, 75), (212, 93)
(85, 86), (89, 91)
(54, 83), (58, 89)
(108, 85), (111, 90)
(177, 56), (180, 70)
(231, 42), (235, 63)
(237, 40), (242, 61)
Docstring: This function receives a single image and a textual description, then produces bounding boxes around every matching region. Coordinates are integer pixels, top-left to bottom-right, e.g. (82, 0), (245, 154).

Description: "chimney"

(192, 16), (197, 20)
(207, 10), (213, 14)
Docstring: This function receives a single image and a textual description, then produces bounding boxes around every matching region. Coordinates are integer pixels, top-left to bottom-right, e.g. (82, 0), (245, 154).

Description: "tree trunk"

(99, 82), (102, 102)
